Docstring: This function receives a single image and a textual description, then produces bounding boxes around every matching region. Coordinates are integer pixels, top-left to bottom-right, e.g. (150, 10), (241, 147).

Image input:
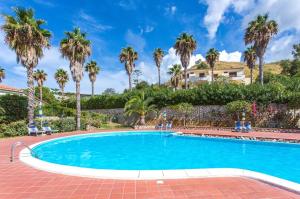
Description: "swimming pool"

(30, 131), (300, 184)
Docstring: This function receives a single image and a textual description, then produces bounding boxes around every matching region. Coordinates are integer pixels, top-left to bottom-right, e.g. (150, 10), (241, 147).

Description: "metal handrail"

(10, 141), (38, 162)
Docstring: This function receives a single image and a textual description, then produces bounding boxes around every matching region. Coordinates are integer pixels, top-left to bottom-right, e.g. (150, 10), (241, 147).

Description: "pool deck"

(1, 129), (300, 199)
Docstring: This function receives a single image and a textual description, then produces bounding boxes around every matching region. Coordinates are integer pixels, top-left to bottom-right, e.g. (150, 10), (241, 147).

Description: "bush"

(0, 120), (27, 137)
(47, 117), (78, 132)
(0, 95), (27, 122)
(226, 100), (251, 120)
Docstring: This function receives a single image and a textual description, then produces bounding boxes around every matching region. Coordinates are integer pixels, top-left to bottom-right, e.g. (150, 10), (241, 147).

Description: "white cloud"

(139, 25), (154, 34)
(203, 0), (232, 39)
(219, 50), (242, 62)
(74, 11), (112, 33)
(165, 6), (177, 16)
(118, 0), (137, 10)
(125, 30), (146, 52)
(33, 0), (55, 7)
(266, 34), (296, 61)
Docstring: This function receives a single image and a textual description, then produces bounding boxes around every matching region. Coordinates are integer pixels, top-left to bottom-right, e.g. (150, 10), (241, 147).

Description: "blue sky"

(0, 0), (300, 93)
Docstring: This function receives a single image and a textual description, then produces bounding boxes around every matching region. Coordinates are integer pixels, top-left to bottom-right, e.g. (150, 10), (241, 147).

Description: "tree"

(33, 69), (47, 105)
(124, 92), (156, 125)
(0, 67), (5, 83)
(244, 14), (278, 85)
(292, 43), (300, 59)
(153, 48), (164, 86)
(206, 48), (219, 83)
(280, 60), (292, 76)
(85, 61), (100, 97)
(60, 28), (91, 130)
(169, 103), (193, 126)
(174, 33), (197, 89)
(132, 69), (142, 86)
(103, 88), (116, 95)
(119, 47), (138, 90)
(54, 69), (69, 100)
(243, 46), (257, 84)
(168, 64), (182, 90)
(2, 7), (51, 124)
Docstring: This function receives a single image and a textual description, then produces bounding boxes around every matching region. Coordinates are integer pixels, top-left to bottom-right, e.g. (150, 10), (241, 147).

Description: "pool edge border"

(19, 131), (300, 193)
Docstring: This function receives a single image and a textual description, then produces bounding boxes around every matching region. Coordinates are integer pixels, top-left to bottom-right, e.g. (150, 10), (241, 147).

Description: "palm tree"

(124, 92), (156, 125)
(1, 7), (51, 124)
(33, 69), (47, 105)
(243, 46), (257, 84)
(85, 61), (100, 97)
(206, 48), (219, 83)
(244, 14), (278, 85)
(174, 33), (197, 89)
(153, 48), (164, 86)
(168, 64), (182, 90)
(60, 28), (91, 130)
(119, 47), (138, 90)
(54, 69), (69, 100)
(0, 68), (5, 83)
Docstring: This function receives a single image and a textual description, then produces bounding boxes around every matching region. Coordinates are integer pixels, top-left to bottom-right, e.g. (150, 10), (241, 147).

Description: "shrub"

(49, 117), (78, 132)
(226, 100), (251, 120)
(0, 95), (27, 122)
(0, 120), (27, 137)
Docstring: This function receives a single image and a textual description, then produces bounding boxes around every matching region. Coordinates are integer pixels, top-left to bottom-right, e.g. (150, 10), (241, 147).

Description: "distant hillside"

(190, 61), (282, 78)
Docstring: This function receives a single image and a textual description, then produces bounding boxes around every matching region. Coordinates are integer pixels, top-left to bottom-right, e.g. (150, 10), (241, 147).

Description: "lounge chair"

(233, 121), (241, 132)
(156, 123), (163, 130)
(42, 124), (59, 135)
(28, 123), (44, 136)
(166, 122), (172, 130)
(244, 122), (252, 133)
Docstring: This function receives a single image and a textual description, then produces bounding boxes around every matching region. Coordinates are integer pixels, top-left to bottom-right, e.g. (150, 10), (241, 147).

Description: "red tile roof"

(0, 84), (23, 93)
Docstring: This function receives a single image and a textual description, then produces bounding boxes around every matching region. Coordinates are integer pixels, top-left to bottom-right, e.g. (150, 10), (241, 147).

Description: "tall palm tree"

(0, 68), (5, 83)
(124, 92), (156, 125)
(244, 14), (278, 85)
(206, 48), (219, 83)
(168, 64), (182, 90)
(60, 28), (91, 130)
(54, 69), (69, 100)
(243, 46), (257, 84)
(174, 33), (197, 89)
(119, 47), (138, 90)
(33, 69), (47, 104)
(1, 7), (51, 124)
(153, 48), (164, 86)
(85, 61), (100, 97)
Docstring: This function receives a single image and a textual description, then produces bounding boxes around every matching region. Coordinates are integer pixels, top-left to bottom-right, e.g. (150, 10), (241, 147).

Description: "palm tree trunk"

(76, 81), (81, 130)
(250, 68), (253, 84)
(184, 67), (187, 89)
(140, 115), (145, 125)
(39, 86), (43, 105)
(158, 67), (161, 86)
(27, 67), (35, 124)
(128, 74), (132, 90)
(91, 81), (94, 97)
(259, 56), (264, 85)
(61, 87), (64, 101)
(211, 67), (214, 83)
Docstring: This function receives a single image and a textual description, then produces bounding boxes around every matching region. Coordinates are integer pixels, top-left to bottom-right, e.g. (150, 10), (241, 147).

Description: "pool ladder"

(10, 141), (37, 162)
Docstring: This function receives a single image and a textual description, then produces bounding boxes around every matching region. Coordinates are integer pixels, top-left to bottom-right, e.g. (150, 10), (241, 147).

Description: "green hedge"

(64, 77), (300, 110)
(0, 120), (27, 137)
(0, 95), (28, 122)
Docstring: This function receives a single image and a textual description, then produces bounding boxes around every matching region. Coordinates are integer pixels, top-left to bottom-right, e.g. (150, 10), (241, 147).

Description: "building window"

(213, 74), (218, 78)
(199, 73), (205, 78)
(229, 72), (237, 77)
(187, 74), (189, 78)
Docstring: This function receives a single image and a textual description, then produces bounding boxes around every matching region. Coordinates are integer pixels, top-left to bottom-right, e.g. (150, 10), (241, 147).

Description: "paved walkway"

(178, 128), (300, 142)
(0, 129), (299, 199)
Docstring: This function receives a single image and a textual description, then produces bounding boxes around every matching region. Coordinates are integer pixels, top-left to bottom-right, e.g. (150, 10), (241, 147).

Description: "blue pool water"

(33, 131), (300, 183)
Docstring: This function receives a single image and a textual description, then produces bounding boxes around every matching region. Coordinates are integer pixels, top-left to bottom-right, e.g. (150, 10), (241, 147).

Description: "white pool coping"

(19, 131), (300, 193)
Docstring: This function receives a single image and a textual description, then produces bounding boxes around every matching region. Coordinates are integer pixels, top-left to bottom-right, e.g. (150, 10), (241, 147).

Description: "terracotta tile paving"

(0, 129), (300, 199)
